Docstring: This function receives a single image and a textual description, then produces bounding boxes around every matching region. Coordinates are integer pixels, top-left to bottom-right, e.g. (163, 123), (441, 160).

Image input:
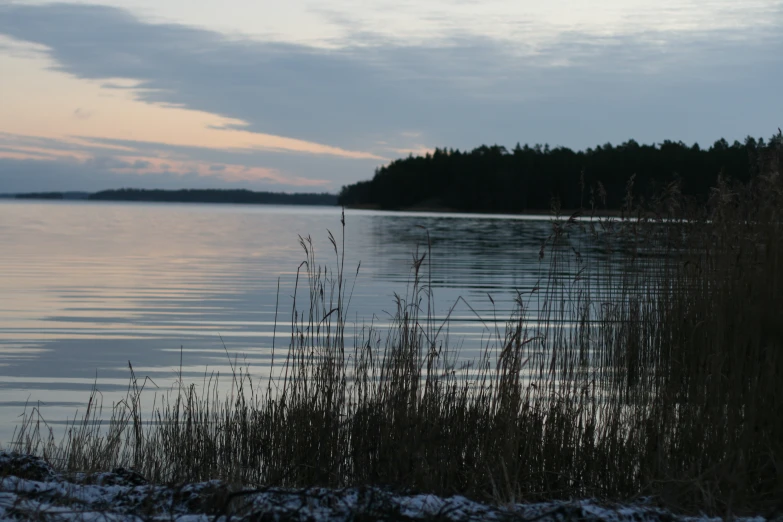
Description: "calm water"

(0, 200), (605, 443)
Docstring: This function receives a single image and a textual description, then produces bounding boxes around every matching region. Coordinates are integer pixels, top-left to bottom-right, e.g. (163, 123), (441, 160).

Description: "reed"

(10, 137), (782, 516)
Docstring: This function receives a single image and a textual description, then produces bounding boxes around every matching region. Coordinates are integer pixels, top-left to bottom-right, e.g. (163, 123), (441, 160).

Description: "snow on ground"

(0, 452), (772, 521)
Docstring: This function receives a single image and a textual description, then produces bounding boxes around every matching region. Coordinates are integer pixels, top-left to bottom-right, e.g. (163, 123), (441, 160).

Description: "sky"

(0, 0), (781, 193)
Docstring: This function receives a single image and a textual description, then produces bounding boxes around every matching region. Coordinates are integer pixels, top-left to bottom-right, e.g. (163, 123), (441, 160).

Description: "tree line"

(88, 189), (338, 206)
(338, 135), (782, 212)
(13, 192), (65, 200)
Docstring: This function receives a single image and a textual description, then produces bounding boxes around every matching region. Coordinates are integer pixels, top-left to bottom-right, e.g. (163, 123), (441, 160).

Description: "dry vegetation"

(9, 137), (782, 517)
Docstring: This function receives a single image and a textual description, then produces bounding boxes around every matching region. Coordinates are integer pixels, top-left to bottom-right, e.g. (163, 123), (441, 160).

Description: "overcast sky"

(0, 0), (781, 193)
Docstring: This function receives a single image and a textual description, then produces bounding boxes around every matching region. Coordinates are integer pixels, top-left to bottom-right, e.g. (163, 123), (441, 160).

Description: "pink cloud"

(386, 145), (435, 157)
(0, 135), (333, 188)
(0, 150), (52, 161)
(106, 155), (329, 187)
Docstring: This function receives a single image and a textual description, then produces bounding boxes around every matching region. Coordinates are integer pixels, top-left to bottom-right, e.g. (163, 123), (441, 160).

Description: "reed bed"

(9, 140), (782, 516)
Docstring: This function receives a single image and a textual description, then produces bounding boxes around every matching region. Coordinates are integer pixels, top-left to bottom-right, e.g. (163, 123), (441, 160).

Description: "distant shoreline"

(2, 188), (338, 206)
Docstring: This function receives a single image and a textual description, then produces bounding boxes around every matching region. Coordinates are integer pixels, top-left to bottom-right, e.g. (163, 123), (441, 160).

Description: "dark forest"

(339, 135), (781, 212)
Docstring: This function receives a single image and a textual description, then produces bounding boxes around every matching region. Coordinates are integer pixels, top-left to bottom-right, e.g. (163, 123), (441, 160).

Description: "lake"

(0, 200), (614, 443)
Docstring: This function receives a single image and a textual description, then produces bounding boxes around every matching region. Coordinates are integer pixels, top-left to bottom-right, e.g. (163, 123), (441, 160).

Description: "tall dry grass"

(9, 137), (782, 515)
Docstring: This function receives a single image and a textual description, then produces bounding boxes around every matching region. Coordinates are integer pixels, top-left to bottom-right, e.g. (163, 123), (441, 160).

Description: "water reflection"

(0, 200), (642, 442)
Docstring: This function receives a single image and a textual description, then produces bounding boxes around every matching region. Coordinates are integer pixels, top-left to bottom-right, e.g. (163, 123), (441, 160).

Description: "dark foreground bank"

(0, 452), (775, 522)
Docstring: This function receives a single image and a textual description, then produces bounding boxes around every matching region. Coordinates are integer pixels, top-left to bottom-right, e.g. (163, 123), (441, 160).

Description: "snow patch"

(0, 452), (774, 521)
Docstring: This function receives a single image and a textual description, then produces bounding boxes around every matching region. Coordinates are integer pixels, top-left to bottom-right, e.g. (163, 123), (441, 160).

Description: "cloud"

(59, 134), (377, 185)
(85, 155), (142, 171)
(0, 132), (365, 193)
(0, 154), (322, 193)
(131, 159), (151, 169)
(73, 107), (92, 120)
(386, 145), (436, 157)
(0, 1), (781, 195)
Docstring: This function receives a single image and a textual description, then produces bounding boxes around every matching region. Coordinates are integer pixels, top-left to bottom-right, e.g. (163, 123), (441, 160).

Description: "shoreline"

(0, 452), (769, 521)
(345, 203), (648, 219)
